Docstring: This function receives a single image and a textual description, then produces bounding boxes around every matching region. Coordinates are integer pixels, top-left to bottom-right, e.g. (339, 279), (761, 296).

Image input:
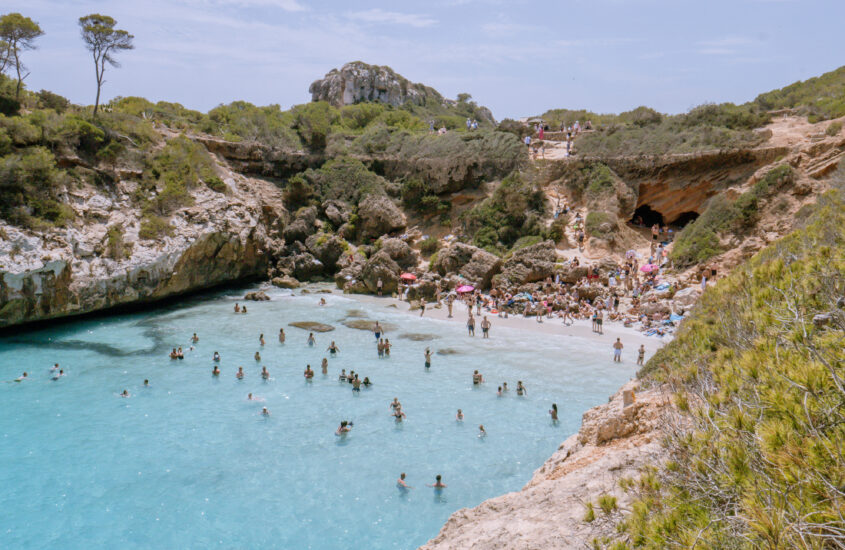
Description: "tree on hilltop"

(79, 14), (134, 116)
(0, 13), (44, 99)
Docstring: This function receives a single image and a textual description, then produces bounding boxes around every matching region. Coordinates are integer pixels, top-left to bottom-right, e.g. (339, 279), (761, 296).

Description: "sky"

(3, 0), (844, 120)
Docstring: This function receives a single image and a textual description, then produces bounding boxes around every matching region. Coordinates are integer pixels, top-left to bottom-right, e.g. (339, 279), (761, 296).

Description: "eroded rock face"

(309, 62), (444, 108)
(305, 233), (347, 273)
(361, 250), (400, 293)
(284, 206), (318, 243)
(357, 195), (406, 240)
(498, 241), (557, 287)
(431, 242), (501, 289)
(378, 238), (419, 271)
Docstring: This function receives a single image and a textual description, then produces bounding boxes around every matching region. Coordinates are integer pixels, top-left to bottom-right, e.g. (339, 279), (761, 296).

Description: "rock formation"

(309, 61), (441, 109)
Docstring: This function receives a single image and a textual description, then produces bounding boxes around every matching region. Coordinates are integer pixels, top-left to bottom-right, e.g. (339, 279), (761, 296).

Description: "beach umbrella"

(400, 273), (417, 281)
(456, 285), (474, 293)
(640, 264), (659, 273)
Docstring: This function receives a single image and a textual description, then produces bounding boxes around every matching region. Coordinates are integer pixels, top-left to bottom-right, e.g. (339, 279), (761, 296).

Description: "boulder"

(405, 278), (438, 302)
(283, 206), (318, 243)
(379, 238), (419, 271)
(305, 232), (347, 273)
(288, 321), (335, 332)
(431, 242), (501, 289)
(335, 259), (364, 289)
(672, 286), (700, 308)
(271, 275), (300, 289)
(244, 290), (270, 301)
(557, 265), (589, 284)
(322, 199), (351, 226)
(291, 252), (324, 281)
(361, 250), (400, 293)
(640, 301), (671, 317)
(499, 241), (557, 286)
(357, 195), (406, 240)
(309, 61), (444, 109)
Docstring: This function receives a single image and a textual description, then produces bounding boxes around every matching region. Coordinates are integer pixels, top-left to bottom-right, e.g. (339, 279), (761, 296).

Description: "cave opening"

(631, 205), (664, 227)
(671, 211), (700, 227)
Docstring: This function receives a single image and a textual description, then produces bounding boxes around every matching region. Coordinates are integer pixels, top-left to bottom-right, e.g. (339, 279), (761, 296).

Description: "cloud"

(347, 9), (437, 28)
(176, 0), (307, 11)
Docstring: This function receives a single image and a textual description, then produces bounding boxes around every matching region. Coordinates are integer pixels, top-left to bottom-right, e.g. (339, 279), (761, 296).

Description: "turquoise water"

(0, 286), (638, 549)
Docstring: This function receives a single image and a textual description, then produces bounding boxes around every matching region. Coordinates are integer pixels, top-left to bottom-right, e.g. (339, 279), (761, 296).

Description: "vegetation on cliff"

(618, 184), (844, 548)
(754, 64), (845, 122)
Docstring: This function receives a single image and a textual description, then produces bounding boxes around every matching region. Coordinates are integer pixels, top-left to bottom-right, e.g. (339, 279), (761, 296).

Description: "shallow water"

(0, 286), (638, 550)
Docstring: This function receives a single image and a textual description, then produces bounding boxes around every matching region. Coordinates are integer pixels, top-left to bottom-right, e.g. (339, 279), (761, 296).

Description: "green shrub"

(206, 176), (227, 193)
(463, 171), (545, 249)
(597, 494), (618, 515)
(204, 101), (300, 149)
(754, 65), (845, 121)
(291, 101), (338, 149)
(36, 90), (70, 113)
(419, 237), (439, 257)
(543, 214), (569, 244)
(669, 195), (735, 267)
(138, 214), (172, 240)
(105, 225), (131, 259)
(583, 502), (596, 523)
(585, 211), (618, 240)
(292, 157), (386, 205)
(826, 120), (842, 136)
(510, 235), (543, 251)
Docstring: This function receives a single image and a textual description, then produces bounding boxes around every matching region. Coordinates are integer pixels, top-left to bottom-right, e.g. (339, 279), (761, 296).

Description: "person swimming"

(278, 328), (286, 344)
(549, 403), (559, 422)
(191, 333), (199, 343)
(236, 367), (244, 380)
(427, 475), (447, 489)
(397, 473), (412, 490)
(502, 382), (509, 392)
(120, 389), (130, 397)
(143, 379), (149, 387)
(456, 409), (464, 421)
(50, 363), (59, 372)
(327, 341), (339, 355)
(52, 369), (64, 380)
(362, 377), (371, 387)
(497, 386), (502, 396)
(212, 366), (220, 376)
(319, 297), (327, 306)
(335, 420), (352, 436)
(478, 424), (487, 438)
(261, 366), (270, 380)
(304, 365), (314, 379)
(516, 381), (527, 396)
(307, 333), (316, 347)
(213, 351), (221, 362)
(241, 306), (248, 314)
(259, 333), (265, 346)
(262, 407), (270, 416)
(254, 351), (261, 362)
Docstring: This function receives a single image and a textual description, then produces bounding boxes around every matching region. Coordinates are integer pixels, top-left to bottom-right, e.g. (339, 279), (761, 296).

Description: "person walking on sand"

(637, 344), (645, 366)
(420, 301), (426, 317)
(596, 310), (604, 335)
(613, 338), (624, 362)
(481, 316), (491, 338)
(377, 277), (383, 296)
(447, 296), (454, 318)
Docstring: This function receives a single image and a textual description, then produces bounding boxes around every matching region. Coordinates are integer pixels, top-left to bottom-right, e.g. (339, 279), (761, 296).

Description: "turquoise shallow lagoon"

(0, 286), (638, 549)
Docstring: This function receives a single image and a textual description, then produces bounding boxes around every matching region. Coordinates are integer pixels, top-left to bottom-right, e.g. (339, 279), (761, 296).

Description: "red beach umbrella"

(400, 273), (417, 281)
(456, 285), (475, 293)
(640, 264), (659, 273)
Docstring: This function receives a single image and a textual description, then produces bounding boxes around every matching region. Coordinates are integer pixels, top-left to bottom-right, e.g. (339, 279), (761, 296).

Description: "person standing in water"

(419, 301), (426, 317)
(447, 296), (454, 318)
(191, 333), (199, 343)
(455, 409), (464, 421)
(427, 475), (447, 489)
(637, 344), (646, 366)
(424, 348), (432, 370)
(327, 341), (340, 355)
(234, 303), (240, 313)
(373, 321), (383, 340)
(467, 314), (475, 336)
(307, 333), (316, 347)
(383, 339), (392, 357)
(480, 316), (491, 338)
(259, 333), (265, 346)
(321, 358), (328, 375)
(613, 338), (624, 362)
(279, 328), (286, 344)
(236, 367), (244, 380)
(304, 365), (314, 379)
(549, 403), (559, 422)
(478, 425), (487, 438)
(397, 473), (413, 490)
(516, 381), (527, 396)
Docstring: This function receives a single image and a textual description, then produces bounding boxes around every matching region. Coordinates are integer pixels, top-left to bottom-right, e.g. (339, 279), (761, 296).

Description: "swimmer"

(393, 406), (406, 421)
(516, 381), (527, 396)
(213, 351), (221, 362)
(50, 363), (59, 372)
(307, 333), (316, 347)
(362, 377), (372, 387)
(261, 366), (270, 380)
(262, 407), (270, 416)
(424, 348), (432, 369)
(549, 403), (559, 422)
(456, 409), (464, 421)
(336, 420), (352, 435)
(390, 398), (402, 411)
(120, 389), (130, 397)
(347, 371), (355, 384)
(52, 369), (64, 380)
(234, 302), (240, 313)
(352, 376), (361, 392)
(212, 365), (220, 376)
(472, 370), (483, 385)
(383, 339), (391, 357)
(321, 358), (328, 375)
(279, 328), (286, 344)
(169, 348), (179, 360)
(427, 475), (447, 489)
(176, 347), (184, 359)
(339, 369), (347, 382)
(304, 365), (314, 379)
(254, 351), (261, 362)
(327, 341), (340, 355)
(248, 393), (254, 400)
(242, 306), (248, 314)
(236, 366), (244, 380)
(191, 333), (199, 343)
(478, 424), (487, 437)
(14, 372), (29, 382)
(397, 473), (413, 490)
(373, 321), (383, 340)
(259, 333), (265, 346)
(319, 297), (327, 306)
(502, 382), (509, 392)
(497, 386), (502, 397)
(144, 379), (149, 387)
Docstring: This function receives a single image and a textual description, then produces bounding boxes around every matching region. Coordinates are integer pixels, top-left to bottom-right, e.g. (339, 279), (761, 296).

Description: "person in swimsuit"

(304, 365), (314, 379)
(613, 338), (623, 362)
(472, 370), (483, 385)
(502, 382), (509, 392)
(191, 333), (199, 343)
(321, 358), (328, 375)
(478, 425), (487, 438)
(143, 379), (149, 387)
(377, 277), (383, 296)
(497, 386), (502, 396)
(428, 475), (447, 489)
(516, 381), (527, 396)
(393, 406), (406, 421)
(254, 351), (261, 362)
(279, 329), (286, 344)
(352, 376), (361, 392)
(327, 341), (340, 355)
(390, 398), (402, 412)
(383, 339), (391, 357)
(456, 409), (464, 421)
(234, 303), (240, 313)
(362, 377), (372, 387)
(52, 369), (64, 380)
(262, 407), (270, 416)
(177, 347), (184, 359)
(236, 367), (244, 380)
(307, 333), (316, 347)
(373, 321), (382, 340)
(319, 297), (326, 306)
(170, 348), (179, 360)
(377, 339), (385, 358)
(347, 371), (355, 384)
(481, 316), (491, 338)
(419, 301), (426, 317)
(212, 366), (220, 376)
(467, 315), (475, 336)
(120, 389), (130, 397)
(213, 351), (221, 362)
(447, 296), (454, 318)
(637, 344), (646, 366)
(549, 403), (559, 422)
(261, 366), (270, 380)
(259, 333), (265, 346)
(336, 420), (352, 435)
(339, 369), (347, 381)
(596, 310), (604, 335)
(242, 306), (248, 314)
(424, 348), (432, 369)
(397, 473), (412, 490)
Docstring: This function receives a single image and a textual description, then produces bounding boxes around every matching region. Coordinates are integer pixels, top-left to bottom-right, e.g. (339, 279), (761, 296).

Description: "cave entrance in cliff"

(631, 205), (664, 227)
(670, 211), (700, 228)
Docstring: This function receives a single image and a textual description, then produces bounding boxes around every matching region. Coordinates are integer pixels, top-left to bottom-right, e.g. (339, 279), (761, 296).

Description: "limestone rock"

(283, 206), (318, 243)
(288, 321), (335, 332)
(291, 252), (324, 281)
(305, 232), (347, 273)
(309, 61), (444, 109)
(244, 290), (270, 301)
(322, 199), (351, 226)
(431, 242), (501, 289)
(357, 195), (406, 240)
(361, 250), (400, 293)
(271, 275), (300, 289)
(499, 241), (557, 287)
(671, 286), (700, 310)
(378, 238), (419, 271)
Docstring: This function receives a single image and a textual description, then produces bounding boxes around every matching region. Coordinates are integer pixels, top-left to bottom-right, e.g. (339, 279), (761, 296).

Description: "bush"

(36, 90), (70, 113)
(291, 101), (338, 149)
(419, 237), (439, 257)
(597, 494), (618, 515)
(826, 120), (842, 136)
(204, 101), (300, 149)
(669, 195), (735, 267)
(585, 211), (618, 240)
(583, 502), (596, 523)
(463, 171), (545, 249)
(754, 65), (845, 121)
(206, 176), (227, 193)
(138, 214), (172, 240)
(105, 225), (131, 259)
(293, 157), (386, 205)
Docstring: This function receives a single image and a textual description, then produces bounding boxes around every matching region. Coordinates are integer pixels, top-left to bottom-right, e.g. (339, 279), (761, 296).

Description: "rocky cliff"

(419, 380), (672, 549)
(310, 61), (443, 109)
(0, 166), (285, 329)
